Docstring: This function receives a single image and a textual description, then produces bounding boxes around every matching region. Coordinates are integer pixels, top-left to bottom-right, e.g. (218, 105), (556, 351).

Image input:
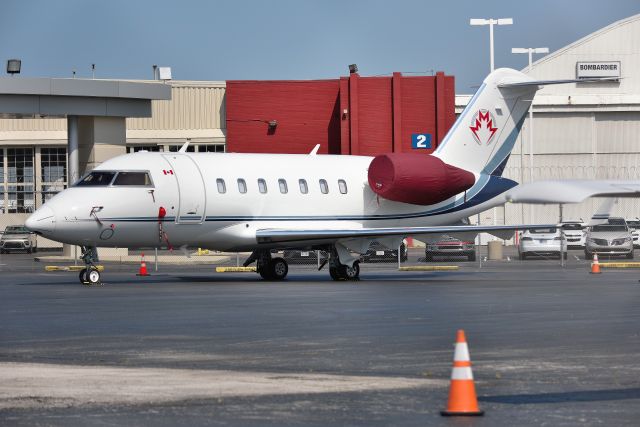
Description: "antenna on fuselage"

(179, 138), (191, 153)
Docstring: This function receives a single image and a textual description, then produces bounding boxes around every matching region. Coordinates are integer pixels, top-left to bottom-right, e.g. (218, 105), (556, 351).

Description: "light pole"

(470, 18), (513, 72)
(512, 47), (549, 222)
(470, 18), (513, 234)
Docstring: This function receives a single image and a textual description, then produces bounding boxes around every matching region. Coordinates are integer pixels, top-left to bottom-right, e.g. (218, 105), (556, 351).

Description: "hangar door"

(162, 154), (206, 223)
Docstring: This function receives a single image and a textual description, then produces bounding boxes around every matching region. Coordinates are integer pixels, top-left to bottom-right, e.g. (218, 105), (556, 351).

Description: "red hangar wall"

(225, 71), (455, 156)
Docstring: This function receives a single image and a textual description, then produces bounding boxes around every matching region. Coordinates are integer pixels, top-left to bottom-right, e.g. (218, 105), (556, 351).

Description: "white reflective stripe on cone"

(453, 343), (470, 361)
(451, 366), (474, 380)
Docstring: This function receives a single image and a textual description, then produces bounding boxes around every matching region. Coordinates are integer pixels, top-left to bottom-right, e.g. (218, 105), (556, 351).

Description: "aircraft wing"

(256, 224), (555, 245)
(505, 180), (640, 204)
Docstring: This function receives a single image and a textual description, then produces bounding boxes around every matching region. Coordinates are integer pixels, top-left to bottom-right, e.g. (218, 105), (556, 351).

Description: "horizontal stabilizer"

(505, 180), (640, 204)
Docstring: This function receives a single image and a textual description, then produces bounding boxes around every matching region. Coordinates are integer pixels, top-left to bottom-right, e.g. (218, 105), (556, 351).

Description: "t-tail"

(433, 68), (539, 177)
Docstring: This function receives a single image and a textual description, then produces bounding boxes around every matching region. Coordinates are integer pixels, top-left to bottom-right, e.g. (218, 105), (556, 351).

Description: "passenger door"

(162, 154), (206, 223)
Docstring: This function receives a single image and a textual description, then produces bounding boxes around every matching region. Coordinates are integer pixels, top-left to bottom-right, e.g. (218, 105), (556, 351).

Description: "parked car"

(625, 218), (640, 248)
(518, 227), (567, 260)
(280, 249), (328, 264)
(361, 241), (408, 263)
(0, 225), (37, 253)
(560, 220), (586, 248)
(585, 217), (634, 259)
(425, 236), (475, 261)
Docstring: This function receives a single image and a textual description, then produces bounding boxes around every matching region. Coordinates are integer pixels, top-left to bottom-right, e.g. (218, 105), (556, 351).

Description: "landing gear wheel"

(258, 267), (273, 280)
(79, 268), (88, 284)
(269, 257), (288, 281)
(339, 261), (360, 281)
(87, 267), (101, 285)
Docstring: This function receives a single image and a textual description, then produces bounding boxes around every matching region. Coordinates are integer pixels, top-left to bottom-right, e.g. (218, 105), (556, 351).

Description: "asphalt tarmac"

(1, 258), (639, 426)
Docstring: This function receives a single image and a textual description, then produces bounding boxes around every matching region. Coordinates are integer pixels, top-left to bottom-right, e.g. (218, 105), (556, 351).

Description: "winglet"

(309, 144), (321, 156)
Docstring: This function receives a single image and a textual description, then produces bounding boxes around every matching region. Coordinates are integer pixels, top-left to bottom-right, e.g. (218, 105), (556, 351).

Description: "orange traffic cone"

(441, 330), (484, 416)
(137, 253), (150, 276)
(590, 253), (601, 274)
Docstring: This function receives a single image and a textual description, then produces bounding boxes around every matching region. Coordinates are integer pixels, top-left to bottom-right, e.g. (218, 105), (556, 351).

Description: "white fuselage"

(28, 151), (509, 251)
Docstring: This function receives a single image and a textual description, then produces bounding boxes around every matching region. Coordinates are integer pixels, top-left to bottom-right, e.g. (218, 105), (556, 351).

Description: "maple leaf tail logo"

(469, 110), (498, 145)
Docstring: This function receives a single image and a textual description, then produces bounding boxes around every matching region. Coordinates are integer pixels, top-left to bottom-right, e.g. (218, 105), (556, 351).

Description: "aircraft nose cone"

(26, 205), (56, 234)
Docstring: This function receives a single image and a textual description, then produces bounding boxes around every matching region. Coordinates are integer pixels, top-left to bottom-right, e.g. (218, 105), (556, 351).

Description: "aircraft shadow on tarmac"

(480, 387), (640, 404)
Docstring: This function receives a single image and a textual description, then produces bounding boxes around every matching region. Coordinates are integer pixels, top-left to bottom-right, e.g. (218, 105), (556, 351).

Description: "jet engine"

(367, 153), (475, 205)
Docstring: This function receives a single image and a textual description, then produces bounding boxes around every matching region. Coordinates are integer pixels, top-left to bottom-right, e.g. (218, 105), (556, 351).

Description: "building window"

(258, 178), (267, 194)
(237, 178), (247, 194)
(127, 145), (162, 153)
(7, 148), (34, 213)
(338, 179), (348, 194)
(198, 144), (225, 153)
(299, 179), (308, 194)
(216, 178), (226, 194)
(168, 145), (195, 152)
(278, 179), (288, 194)
(319, 179), (329, 194)
(41, 148), (67, 204)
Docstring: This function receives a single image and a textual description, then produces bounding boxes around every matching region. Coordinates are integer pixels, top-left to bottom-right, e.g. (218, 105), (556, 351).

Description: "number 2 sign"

(411, 133), (432, 149)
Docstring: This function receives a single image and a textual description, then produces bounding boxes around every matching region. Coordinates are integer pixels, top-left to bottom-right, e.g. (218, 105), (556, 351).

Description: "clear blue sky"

(1, 0), (638, 92)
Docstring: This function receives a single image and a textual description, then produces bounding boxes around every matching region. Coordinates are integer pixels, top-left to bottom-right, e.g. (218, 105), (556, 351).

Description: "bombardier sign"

(576, 61), (621, 79)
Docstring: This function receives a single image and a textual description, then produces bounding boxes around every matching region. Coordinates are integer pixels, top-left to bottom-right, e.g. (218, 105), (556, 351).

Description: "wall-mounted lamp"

(268, 120), (277, 129)
(348, 64), (358, 74)
(342, 109), (348, 119)
(6, 59), (21, 75)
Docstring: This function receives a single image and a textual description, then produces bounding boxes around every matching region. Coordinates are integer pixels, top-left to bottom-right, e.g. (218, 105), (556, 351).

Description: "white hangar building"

(457, 13), (640, 226)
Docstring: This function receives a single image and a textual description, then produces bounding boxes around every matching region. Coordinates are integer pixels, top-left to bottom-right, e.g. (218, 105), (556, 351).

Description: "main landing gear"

(78, 246), (102, 286)
(245, 250), (289, 281)
(326, 245), (360, 281)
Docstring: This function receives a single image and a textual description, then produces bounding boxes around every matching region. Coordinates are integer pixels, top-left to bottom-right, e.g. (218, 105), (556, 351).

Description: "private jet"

(26, 68), (639, 284)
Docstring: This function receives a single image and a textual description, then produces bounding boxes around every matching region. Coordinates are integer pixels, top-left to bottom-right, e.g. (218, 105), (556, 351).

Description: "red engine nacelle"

(367, 153), (475, 205)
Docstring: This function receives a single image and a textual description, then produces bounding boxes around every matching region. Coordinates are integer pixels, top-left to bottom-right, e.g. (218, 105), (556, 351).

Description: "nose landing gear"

(78, 246), (102, 286)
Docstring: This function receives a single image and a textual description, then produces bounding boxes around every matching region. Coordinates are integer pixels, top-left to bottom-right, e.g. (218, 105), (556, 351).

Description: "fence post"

(155, 247), (158, 271)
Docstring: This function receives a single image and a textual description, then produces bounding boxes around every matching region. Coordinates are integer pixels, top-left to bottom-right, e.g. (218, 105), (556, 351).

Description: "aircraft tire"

(339, 261), (360, 281)
(87, 267), (101, 285)
(269, 257), (288, 280)
(79, 268), (89, 285)
(258, 267), (273, 280)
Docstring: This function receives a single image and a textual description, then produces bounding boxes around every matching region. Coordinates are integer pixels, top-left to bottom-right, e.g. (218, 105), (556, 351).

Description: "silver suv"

(585, 217), (633, 259)
(0, 225), (37, 253)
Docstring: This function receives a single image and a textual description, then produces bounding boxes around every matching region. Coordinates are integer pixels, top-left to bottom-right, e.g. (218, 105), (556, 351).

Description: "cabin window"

(319, 179), (329, 194)
(258, 178), (267, 194)
(76, 171), (116, 186)
(299, 179), (308, 194)
(216, 178), (226, 194)
(237, 178), (247, 194)
(278, 179), (288, 194)
(338, 179), (348, 194)
(112, 172), (152, 186)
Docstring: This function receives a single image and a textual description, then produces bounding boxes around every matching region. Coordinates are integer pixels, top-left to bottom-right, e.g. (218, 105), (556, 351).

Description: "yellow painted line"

(398, 265), (459, 272)
(216, 266), (257, 273)
(598, 262), (640, 268)
(45, 265), (105, 272)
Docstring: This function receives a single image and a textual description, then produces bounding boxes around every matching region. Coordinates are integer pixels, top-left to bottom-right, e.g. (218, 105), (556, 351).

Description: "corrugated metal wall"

(127, 82), (226, 131)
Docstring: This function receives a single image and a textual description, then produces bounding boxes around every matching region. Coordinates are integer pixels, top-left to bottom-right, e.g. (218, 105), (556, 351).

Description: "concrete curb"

(398, 265), (459, 271)
(216, 266), (257, 273)
(34, 255), (231, 265)
(598, 262), (640, 268)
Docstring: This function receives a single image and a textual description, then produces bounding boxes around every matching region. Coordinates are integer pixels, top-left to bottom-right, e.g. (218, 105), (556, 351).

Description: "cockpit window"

(76, 171), (116, 186)
(113, 172), (152, 186)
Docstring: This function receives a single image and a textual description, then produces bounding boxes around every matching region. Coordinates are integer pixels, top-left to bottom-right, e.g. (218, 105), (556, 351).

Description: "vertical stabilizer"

(434, 68), (539, 176)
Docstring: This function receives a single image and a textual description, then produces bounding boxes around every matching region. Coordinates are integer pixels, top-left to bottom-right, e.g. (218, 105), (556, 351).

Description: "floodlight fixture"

(6, 59), (21, 75)
(348, 64), (358, 74)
